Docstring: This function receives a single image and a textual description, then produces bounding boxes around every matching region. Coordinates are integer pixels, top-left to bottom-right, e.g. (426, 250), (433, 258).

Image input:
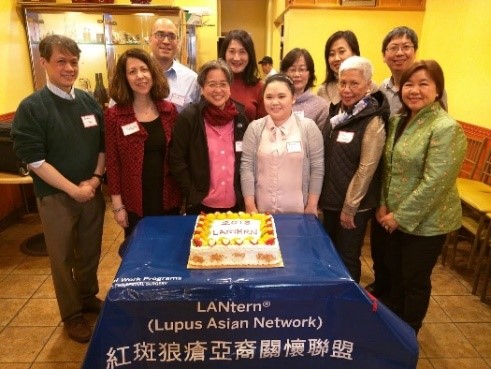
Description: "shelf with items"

(285, 0), (425, 9)
(17, 2), (186, 94)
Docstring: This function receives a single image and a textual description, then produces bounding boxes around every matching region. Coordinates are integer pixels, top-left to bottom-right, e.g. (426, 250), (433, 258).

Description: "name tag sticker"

(235, 141), (243, 152)
(337, 131), (354, 143)
(121, 122), (140, 136)
(169, 93), (185, 107)
(286, 141), (302, 153)
(81, 115), (98, 128)
(293, 110), (305, 119)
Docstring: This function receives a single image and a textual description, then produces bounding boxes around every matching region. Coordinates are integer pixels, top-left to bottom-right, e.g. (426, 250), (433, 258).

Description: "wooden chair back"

(479, 148), (491, 184)
(461, 136), (486, 179)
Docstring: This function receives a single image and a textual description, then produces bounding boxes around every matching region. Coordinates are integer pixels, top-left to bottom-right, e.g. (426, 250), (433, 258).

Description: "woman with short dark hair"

(169, 60), (249, 214)
(281, 48), (329, 129)
(241, 73), (324, 215)
(378, 60), (466, 334)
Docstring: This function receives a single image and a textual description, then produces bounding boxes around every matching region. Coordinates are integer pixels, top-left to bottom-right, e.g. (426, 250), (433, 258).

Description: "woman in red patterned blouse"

(105, 48), (181, 253)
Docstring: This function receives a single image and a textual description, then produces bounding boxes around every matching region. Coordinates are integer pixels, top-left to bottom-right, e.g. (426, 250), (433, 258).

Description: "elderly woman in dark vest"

(319, 56), (389, 284)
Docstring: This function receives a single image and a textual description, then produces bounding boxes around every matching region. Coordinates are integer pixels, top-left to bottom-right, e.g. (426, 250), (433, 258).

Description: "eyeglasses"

(286, 67), (308, 75)
(337, 81), (361, 91)
(205, 82), (230, 90)
(385, 44), (414, 54)
(152, 31), (177, 41)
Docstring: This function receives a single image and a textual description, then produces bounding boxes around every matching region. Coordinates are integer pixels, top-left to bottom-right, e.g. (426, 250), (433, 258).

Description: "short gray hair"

(339, 56), (372, 81)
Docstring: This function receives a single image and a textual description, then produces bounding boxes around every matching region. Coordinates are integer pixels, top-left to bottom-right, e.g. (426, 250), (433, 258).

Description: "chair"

(459, 136), (486, 179)
(442, 149), (491, 268)
(472, 212), (491, 301)
(441, 189), (491, 269)
(457, 148), (491, 193)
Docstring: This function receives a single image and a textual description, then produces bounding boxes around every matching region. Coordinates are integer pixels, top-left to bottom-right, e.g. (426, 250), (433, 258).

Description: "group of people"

(11, 18), (467, 344)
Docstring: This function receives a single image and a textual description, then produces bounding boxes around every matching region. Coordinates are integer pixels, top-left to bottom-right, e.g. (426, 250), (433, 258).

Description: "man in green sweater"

(11, 35), (106, 343)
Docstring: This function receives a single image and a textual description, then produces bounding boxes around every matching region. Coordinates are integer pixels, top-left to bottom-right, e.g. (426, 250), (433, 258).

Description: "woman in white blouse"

(240, 74), (324, 215)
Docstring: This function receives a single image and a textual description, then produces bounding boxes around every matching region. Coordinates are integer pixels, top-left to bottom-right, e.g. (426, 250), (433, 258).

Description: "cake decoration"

(187, 211), (283, 269)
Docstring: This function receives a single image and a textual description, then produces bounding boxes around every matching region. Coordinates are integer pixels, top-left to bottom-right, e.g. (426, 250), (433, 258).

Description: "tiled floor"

(0, 201), (490, 368)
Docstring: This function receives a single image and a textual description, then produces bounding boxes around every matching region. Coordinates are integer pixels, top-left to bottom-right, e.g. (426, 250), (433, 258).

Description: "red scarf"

(203, 99), (239, 126)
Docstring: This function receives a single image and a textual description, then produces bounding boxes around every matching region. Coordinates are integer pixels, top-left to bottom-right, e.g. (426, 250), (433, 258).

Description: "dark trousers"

(386, 230), (446, 333)
(323, 209), (373, 283)
(369, 215), (392, 297)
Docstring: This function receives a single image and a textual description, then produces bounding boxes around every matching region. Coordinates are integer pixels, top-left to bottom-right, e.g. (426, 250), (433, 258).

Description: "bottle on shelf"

(93, 72), (109, 110)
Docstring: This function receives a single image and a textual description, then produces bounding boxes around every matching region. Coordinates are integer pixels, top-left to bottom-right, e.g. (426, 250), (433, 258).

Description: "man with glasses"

(379, 26), (447, 116)
(149, 18), (199, 113)
(11, 35), (105, 343)
(367, 26), (447, 299)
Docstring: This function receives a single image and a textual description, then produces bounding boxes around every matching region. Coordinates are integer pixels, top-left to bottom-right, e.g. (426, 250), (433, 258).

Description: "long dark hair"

(219, 29), (261, 86)
(322, 30), (360, 85)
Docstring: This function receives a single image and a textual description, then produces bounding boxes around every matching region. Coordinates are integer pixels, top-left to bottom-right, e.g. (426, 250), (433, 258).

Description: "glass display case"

(17, 2), (187, 94)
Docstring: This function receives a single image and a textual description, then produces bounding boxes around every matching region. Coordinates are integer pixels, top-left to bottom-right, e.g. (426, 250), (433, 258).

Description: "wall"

(220, 0), (269, 63)
(1, 0), (32, 114)
(4, 0), (491, 122)
(275, 0), (491, 129)
(280, 8), (424, 90)
(419, 0), (491, 128)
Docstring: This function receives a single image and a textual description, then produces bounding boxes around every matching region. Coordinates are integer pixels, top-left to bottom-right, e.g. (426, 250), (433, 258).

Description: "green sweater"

(12, 87), (104, 198)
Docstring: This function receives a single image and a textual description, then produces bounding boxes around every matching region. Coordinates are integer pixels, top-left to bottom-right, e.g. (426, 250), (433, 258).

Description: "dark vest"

(320, 91), (389, 211)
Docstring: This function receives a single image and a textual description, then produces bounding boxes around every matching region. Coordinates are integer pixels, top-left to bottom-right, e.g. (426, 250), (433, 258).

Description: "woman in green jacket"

(377, 60), (466, 334)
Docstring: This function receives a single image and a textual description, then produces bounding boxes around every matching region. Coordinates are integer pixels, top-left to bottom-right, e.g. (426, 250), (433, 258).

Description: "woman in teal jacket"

(377, 60), (466, 334)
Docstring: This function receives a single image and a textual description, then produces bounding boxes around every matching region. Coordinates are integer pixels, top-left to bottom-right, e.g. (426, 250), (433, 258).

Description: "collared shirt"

(256, 114), (304, 213)
(47, 81), (76, 100)
(29, 82), (76, 168)
(164, 60), (199, 113)
(380, 77), (402, 117)
(201, 120), (236, 208)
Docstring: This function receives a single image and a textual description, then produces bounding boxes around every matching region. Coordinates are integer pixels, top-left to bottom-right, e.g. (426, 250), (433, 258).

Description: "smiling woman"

(377, 60), (467, 334)
(169, 59), (249, 215)
(240, 73), (324, 216)
(105, 48), (181, 255)
(219, 30), (267, 121)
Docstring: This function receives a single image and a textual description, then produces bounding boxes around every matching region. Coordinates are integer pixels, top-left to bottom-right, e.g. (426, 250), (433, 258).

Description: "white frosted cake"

(187, 212), (283, 269)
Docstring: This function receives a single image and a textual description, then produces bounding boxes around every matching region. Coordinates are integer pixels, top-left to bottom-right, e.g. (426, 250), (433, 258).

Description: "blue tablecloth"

(83, 214), (418, 369)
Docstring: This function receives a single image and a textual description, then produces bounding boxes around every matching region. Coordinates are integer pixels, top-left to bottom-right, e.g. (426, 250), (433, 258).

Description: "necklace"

(133, 101), (156, 116)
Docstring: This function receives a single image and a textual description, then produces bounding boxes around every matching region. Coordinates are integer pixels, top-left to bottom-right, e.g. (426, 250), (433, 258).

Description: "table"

(83, 215), (418, 369)
(0, 171), (47, 256)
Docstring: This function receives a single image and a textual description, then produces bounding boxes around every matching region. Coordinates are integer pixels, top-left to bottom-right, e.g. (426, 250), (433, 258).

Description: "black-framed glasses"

(152, 31), (177, 41)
